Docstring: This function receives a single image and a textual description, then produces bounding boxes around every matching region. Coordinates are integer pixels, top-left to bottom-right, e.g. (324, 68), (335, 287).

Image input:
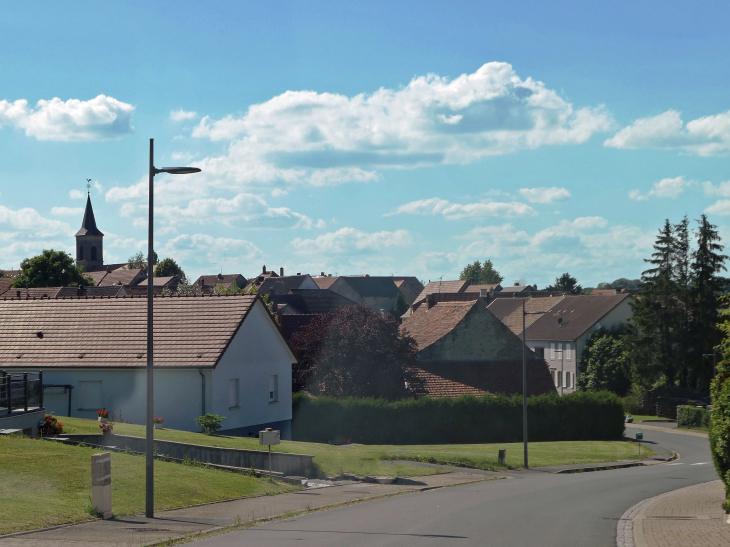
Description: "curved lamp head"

(155, 167), (201, 175)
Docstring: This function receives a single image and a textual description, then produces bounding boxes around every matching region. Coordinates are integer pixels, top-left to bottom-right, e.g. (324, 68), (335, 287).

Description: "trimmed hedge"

(292, 391), (625, 444)
(677, 405), (710, 429)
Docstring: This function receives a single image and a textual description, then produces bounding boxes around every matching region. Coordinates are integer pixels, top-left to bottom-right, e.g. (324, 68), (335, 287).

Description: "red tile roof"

(488, 295), (566, 336)
(312, 276), (339, 290)
(0, 278), (14, 296)
(0, 294), (261, 368)
(413, 280), (470, 304)
(463, 283), (501, 293)
(1, 287), (63, 299)
(412, 360), (557, 398)
(194, 274), (247, 290)
(401, 299), (477, 353)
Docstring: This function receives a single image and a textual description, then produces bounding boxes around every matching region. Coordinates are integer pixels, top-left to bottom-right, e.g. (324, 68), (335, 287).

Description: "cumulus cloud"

(161, 234), (263, 276)
(291, 228), (412, 256)
(705, 200), (730, 216)
(518, 187), (571, 204)
(170, 109), (198, 121)
(69, 189), (85, 199)
(703, 179), (730, 197)
(0, 205), (73, 238)
(0, 95), (134, 141)
(628, 176), (694, 201)
(50, 206), (84, 216)
(386, 197), (537, 219)
(0, 205), (76, 269)
(181, 63), (612, 192)
(605, 110), (730, 156)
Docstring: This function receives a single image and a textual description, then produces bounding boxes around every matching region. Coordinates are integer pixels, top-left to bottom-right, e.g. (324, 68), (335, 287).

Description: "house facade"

(0, 294), (296, 438)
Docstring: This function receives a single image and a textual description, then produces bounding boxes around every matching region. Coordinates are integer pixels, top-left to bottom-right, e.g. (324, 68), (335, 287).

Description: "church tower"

(75, 193), (104, 271)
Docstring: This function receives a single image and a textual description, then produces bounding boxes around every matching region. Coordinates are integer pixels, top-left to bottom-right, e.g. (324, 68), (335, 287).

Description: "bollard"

(498, 449), (506, 466)
(91, 453), (112, 519)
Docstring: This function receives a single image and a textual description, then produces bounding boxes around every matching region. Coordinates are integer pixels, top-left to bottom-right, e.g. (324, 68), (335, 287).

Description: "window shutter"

(550, 343), (555, 359)
(566, 372), (571, 388)
(561, 372), (566, 388)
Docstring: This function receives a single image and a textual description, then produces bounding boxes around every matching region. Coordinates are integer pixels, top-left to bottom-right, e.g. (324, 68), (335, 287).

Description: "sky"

(1, 1), (729, 287)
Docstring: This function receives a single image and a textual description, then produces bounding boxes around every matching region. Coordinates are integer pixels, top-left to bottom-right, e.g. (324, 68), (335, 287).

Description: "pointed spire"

(75, 194), (104, 237)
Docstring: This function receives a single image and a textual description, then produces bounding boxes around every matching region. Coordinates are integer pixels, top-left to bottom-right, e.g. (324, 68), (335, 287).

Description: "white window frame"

(228, 378), (240, 409)
(550, 343), (555, 360)
(566, 343), (572, 361)
(268, 375), (279, 403)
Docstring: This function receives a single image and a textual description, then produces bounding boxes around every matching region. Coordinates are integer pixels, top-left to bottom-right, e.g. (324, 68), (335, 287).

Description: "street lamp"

(146, 138), (200, 518)
(521, 300), (547, 469)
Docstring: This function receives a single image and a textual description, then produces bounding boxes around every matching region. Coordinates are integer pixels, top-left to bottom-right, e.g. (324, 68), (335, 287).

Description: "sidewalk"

(617, 480), (729, 547)
(0, 472), (491, 547)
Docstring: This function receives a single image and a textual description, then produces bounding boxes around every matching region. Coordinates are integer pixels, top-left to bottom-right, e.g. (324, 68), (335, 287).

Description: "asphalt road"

(191, 429), (717, 547)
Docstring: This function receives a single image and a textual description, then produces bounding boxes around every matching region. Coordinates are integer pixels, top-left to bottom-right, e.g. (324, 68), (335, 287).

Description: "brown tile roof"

(2, 287), (63, 299)
(526, 294), (631, 341)
(85, 270), (109, 286)
(100, 268), (145, 287)
(0, 278), (14, 296)
(84, 263), (128, 273)
(499, 284), (536, 293)
(194, 274), (247, 289)
(338, 276), (401, 298)
(312, 276), (339, 290)
(413, 280), (470, 304)
(1, 270), (21, 278)
(0, 294), (260, 368)
(488, 295), (566, 336)
(254, 275), (311, 296)
(278, 289), (357, 314)
(138, 276), (177, 287)
(463, 283), (502, 293)
(56, 286), (126, 298)
(401, 299), (477, 352)
(412, 360), (557, 398)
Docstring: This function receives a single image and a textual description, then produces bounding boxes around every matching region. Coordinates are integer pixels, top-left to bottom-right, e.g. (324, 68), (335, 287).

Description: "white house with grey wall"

(0, 293), (295, 438)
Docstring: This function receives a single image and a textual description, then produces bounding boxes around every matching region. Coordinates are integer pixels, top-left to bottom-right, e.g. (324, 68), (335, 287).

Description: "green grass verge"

(631, 415), (673, 422)
(0, 435), (299, 536)
(58, 416), (650, 475)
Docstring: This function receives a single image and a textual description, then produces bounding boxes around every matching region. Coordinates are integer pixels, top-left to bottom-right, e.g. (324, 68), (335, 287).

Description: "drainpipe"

(198, 369), (206, 417)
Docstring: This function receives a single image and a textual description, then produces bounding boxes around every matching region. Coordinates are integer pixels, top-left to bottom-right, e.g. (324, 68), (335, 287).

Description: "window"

(228, 379), (239, 408)
(566, 343), (572, 361)
(566, 371), (572, 388)
(268, 375), (278, 402)
(91, 246), (97, 261)
(562, 372), (567, 388)
(535, 347), (545, 359)
(550, 343), (555, 360)
(557, 371), (563, 388)
(556, 343), (563, 360)
(551, 369), (558, 387)
(78, 246), (84, 260)
(77, 380), (102, 411)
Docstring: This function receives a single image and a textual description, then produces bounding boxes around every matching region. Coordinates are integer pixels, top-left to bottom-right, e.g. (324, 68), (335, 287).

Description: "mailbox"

(259, 428), (280, 446)
(635, 431), (643, 441)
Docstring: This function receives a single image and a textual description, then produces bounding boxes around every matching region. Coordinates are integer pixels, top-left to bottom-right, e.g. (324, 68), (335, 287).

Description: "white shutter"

(562, 372), (566, 388)
(550, 343), (555, 360)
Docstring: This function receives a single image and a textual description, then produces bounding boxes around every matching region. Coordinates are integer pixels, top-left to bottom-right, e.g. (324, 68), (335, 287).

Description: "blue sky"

(1, 1), (729, 287)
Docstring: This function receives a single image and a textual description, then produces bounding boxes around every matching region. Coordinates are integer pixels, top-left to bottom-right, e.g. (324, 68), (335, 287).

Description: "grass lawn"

(631, 415), (674, 422)
(0, 435), (298, 535)
(59, 417), (650, 475)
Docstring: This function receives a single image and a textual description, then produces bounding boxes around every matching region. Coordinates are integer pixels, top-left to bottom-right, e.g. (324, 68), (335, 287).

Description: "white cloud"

(605, 110), (730, 156)
(0, 95), (134, 141)
(706, 200), (730, 216)
(161, 234), (263, 271)
(386, 197), (537, 219)
(171, 151), (198, 162)
(50, 206), (84, 216)
(170, 109), (198, 121)
(291, 227), (412, 256)
(518, 187), (571, 204)
(0, 205), (76, 269)
(181, 63), (612, 192)
(628, 176), (694, 201)
(69, 189), (85, 199)
(0, 205), (73, 238)
(703, 179), (730, 197)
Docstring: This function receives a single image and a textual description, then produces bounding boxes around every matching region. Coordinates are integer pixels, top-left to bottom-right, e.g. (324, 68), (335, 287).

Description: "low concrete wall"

(57, 434), (315, 477)
(0, 409), (44, 436)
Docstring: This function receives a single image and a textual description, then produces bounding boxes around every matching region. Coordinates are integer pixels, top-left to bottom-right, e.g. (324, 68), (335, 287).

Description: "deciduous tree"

(12, 249), (93, 288)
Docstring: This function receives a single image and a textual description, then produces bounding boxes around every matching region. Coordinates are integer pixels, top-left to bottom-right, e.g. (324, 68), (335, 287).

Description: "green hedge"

(292, 391), (625, 444)
(677, 405), (710, 429)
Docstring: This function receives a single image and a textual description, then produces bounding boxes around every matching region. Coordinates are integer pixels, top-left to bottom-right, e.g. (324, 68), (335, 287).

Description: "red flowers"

(153, 415), (164, 424)
(97, 408), (109, 418)
(39, 414), (63, 435)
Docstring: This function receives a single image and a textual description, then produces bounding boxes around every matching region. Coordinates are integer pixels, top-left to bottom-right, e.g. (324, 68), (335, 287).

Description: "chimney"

(217, 272), (223, 280)
(514, 282), (520, 286)
(280, 267), (284, 277)
(297, 272), (301, 275)
(321, 271), (325, 276)
(262, 264), (267, 274)
(328, 274), (332, 277)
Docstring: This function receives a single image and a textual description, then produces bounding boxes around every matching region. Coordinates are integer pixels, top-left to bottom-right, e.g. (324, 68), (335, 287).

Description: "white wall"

(211, 300), (293, 432)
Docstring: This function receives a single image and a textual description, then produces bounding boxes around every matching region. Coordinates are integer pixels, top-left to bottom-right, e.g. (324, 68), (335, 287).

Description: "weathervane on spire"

(86, 179), (92, 195)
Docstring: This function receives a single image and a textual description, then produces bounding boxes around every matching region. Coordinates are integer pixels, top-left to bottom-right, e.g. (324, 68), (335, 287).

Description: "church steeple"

(75, 190), (104, 271)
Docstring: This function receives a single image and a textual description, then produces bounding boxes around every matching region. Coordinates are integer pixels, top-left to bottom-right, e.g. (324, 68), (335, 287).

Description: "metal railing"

(0, 371), (43, 415)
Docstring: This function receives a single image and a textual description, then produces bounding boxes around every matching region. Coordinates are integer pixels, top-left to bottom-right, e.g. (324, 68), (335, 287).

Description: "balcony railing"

(0, 371), (43, 415)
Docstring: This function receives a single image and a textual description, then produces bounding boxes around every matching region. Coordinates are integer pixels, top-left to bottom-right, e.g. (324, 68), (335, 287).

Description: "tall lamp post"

(146, 138), (200, 518)
(521, 300), (547, 469)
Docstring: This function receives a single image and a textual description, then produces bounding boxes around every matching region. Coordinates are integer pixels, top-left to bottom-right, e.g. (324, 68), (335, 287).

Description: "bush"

(195, 414), (225, 434)
(623, 384), (645, 414)
(710, 358), (730, 511)
(677, 405), (710, 429)
(39, 414), (63, 436)
(292, 391), (625, 444)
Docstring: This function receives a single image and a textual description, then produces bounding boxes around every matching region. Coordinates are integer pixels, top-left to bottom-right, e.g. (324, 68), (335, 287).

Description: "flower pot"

(154, 423), (163, 429)
(101, 428), (111, 435)
(98, 417), (108, 424)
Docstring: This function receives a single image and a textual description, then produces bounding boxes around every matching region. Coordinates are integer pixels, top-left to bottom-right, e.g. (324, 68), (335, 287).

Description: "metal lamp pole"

(145, 139), (201, 518)
(521, 300), (548, 469)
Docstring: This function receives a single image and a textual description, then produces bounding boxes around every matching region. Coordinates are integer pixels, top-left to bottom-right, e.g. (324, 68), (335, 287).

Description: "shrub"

(710, 358), (730, 511)
(39, 414), (63, 436)
(292, 391), (625, 444)
(623, 383), (645, 414)
(677, 405), (710, 429)
(195, 414), (225, 434)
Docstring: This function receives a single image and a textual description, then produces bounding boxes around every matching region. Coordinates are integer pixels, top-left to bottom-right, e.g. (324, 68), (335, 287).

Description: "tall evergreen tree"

(674, 216), (692, 386)
(688, 215), (728, 391)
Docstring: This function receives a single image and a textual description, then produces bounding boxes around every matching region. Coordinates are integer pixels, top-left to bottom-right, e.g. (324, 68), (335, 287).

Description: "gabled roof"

(194, 273), (247, 289)
(464, 283), (501, 293)
(487, 295), (566, 336)
(100, 268), (145, 287)
(499, 284), (536, 293)
(138, 276), (177, 287)
(0, 294), (261, 368)
(401, 299), (478, 352)
(56, 286), (126, 298)
(413, 279), (470, 304)
(392, 277), (424, 305)
(412, 360), (557, 398)
(277, 289), (357, 314)
(338, 276), (401, 298)
(75, 194), (104, 237)
(312, 276), (339, 290)
(0, 278), (14, 296)
(526, 294), (631, 341)
(254, 275), (312, 296)
(1, 287), (62, 299)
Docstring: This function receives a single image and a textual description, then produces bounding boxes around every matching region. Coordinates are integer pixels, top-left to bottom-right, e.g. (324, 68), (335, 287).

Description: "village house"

(400, 294), (556, 398)
(312, 274), (420, 313)
(193, 273), (247, 293)
(0, 294), (296, 438)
